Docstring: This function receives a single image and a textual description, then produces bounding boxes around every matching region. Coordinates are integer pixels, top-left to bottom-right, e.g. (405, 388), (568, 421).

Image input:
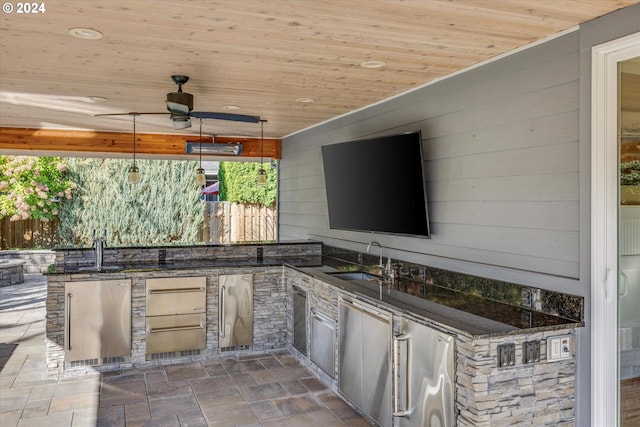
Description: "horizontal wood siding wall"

(279, 31), (581, 282)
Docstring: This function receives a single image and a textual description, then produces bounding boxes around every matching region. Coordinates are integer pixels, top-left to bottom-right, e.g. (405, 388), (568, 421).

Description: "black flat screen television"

(321, 131), (431, 238)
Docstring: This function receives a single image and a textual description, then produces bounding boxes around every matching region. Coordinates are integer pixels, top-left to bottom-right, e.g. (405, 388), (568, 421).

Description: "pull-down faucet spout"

(367, 241), (383, 268)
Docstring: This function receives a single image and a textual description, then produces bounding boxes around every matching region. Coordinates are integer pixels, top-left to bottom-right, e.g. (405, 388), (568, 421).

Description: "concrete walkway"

(0, 275), (46, 312)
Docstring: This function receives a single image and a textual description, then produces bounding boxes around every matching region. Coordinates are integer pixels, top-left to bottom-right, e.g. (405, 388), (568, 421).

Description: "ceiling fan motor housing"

(166, 91), (194, 111)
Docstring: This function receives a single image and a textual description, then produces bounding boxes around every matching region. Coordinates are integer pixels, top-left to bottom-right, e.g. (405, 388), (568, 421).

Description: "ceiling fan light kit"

(163, 75), (260, 129)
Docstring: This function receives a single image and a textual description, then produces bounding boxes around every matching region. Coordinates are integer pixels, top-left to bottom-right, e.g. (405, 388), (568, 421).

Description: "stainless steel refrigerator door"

(65, 279), (131, 362)
(219, 273), (254, 348)
(394, 318), (455, 427)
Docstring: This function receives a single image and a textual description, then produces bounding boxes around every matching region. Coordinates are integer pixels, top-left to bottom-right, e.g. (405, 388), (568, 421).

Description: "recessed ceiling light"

(222, 105), (240, 110)
(360, 60), (386, 69)
(295, 97), (314, 103)
(68, 28), (103, 40)
(87, 96), (107, 102)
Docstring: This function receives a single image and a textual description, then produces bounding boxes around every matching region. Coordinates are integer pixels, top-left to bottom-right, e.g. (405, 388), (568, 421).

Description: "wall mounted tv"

(321, 131), (431, 238)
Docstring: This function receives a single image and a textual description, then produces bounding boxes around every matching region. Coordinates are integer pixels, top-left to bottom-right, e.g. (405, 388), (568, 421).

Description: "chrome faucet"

(93, 230), (106, 271)
(366, 241), (383, 268)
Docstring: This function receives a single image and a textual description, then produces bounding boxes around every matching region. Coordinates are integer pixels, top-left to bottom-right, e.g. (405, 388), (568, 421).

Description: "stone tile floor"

(0, 276), (372, 426)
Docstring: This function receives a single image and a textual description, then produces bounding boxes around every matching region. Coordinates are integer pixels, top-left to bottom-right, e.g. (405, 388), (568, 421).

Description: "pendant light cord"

(260, 119), (264, 166)
(132, 114), (137, 166)
(199, 119), (203, 166)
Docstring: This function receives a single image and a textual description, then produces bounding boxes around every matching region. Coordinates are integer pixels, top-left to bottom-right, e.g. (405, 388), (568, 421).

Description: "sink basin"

(328, 271), (380, 281)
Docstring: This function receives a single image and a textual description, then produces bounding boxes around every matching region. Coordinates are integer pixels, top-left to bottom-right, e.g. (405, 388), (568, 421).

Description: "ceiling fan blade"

(166, 101), (191, 115)
(189, 111), (260, 123)
(95, 112), (169, 117)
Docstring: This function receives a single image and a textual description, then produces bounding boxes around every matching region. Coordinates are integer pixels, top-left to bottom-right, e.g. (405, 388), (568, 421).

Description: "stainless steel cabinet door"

(219, 273), (253, 348)
(339, 297), (392, 427)
(394, 318), (455, 427)
(64, 279), (131, 362)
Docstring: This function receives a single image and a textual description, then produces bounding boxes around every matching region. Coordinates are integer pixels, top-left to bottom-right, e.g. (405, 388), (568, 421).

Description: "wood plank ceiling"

(0, 0), (637, 158)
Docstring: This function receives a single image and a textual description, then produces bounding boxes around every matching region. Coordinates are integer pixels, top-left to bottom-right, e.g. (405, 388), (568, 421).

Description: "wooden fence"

(200, 202), (277, 243)
(0, 217), (60, 249)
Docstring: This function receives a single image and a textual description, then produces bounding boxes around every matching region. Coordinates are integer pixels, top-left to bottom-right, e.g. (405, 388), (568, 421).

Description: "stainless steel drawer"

(310, 309), (335, 377)
(146, 277), (206, 316)
(146, 313), (206, 354)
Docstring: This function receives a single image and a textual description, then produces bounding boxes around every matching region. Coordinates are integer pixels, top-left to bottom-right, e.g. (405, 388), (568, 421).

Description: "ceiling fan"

(96, 75), (261, 129)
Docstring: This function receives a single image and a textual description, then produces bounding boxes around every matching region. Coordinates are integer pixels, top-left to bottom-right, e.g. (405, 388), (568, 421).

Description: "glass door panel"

(619, 56), (640, 427)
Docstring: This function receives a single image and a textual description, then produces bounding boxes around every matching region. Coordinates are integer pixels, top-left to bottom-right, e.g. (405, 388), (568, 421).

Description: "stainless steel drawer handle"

(147, 324), (204, 333)
(66, 292), (73, 351)
(351, 300), (389, 320)
(147, 287), (205, 295)
(219, 285), (225, 338)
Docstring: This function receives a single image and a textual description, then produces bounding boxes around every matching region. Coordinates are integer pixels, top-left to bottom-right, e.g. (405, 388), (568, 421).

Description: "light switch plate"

(547, 334), (572, 361)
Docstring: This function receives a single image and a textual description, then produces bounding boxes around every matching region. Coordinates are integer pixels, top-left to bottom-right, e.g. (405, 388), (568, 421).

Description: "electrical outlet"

(523, 340), (541, 364)
(547, 335), (572, 361)
(497, 343), (516, 368)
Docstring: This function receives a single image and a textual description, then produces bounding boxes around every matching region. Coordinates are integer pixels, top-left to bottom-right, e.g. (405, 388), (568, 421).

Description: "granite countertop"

(49, 256), (322, 274)
(295, 265), (581, 339)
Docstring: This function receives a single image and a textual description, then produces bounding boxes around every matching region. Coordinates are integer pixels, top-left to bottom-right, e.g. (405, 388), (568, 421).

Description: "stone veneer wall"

(456, 329), (576, 426)
(0, 249), (55, 273)
(53, 242), (321, 269)
(0, 259), (25, 286)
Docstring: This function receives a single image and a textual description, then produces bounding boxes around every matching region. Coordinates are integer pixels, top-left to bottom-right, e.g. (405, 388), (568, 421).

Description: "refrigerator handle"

(393, 333), (411, 417)
(219, 285), (226, 338)
(66, 293), (73, 351)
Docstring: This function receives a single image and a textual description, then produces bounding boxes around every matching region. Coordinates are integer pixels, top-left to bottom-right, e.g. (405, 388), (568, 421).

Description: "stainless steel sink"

(327, 271), (380, 281)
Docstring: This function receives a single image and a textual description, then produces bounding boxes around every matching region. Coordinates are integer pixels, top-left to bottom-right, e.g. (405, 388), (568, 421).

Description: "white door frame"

(591, 31), (640, 427)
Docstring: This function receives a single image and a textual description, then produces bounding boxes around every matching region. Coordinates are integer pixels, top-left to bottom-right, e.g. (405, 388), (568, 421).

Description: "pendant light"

(195, 119), (206, 185)
(257, 119), (267, 186)
(128, 114), (140, 184)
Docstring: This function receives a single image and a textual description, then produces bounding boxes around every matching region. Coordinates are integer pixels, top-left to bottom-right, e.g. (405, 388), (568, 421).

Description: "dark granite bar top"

(296, 265), (581, 338)
(49, 256), (322, 275)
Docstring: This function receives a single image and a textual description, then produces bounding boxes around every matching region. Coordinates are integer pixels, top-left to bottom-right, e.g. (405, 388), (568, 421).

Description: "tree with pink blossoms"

(0, 156), (76, 221)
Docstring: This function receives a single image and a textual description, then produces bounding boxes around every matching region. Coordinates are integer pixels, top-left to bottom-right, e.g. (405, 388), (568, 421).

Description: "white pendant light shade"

(257, 168), (267, 186)
(196, 167), (206, 185)
(128, 165), (140, 184)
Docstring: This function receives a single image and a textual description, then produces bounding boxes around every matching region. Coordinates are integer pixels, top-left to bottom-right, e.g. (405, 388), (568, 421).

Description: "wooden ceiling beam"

(0, 127), (281, 159)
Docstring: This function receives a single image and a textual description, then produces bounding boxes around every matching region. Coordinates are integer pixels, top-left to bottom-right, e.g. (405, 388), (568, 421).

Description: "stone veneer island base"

(47, 241), (581, 426)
